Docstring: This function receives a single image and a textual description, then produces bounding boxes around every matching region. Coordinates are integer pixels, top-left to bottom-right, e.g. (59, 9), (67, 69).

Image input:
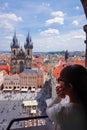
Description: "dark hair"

(59, 64), (87, 112)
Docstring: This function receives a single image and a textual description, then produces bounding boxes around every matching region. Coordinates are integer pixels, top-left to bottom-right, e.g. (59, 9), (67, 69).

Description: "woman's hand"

(56, 82), (66, 98)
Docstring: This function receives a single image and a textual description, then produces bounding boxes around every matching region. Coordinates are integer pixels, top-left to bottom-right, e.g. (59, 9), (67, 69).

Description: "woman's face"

(56, 81), (66, 98)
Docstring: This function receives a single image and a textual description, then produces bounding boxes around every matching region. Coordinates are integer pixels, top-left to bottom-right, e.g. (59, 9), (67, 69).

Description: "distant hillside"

(33, 51), (65, 55)
(0, 50), (85, 57)
(0, 51), (11, 54)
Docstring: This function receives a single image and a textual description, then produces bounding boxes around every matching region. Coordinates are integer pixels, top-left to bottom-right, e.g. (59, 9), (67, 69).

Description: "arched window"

(28, 50), (29, 55)
(20, 61), (24, 72)
(14, 50), (15, 55)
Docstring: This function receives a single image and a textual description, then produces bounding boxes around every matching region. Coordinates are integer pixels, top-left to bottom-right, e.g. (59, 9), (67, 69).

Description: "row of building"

(0, 68), (46, 91)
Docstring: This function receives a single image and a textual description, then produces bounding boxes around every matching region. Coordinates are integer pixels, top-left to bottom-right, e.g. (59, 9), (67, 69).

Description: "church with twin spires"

(10, 33), (33, 74)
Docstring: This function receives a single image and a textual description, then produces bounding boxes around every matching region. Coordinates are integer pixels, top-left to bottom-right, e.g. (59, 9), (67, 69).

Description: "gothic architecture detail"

(10, 32), (33, 74)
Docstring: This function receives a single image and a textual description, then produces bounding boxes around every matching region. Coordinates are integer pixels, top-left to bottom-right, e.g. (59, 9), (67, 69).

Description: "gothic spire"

(11, 32), (19, 48)
(24, 33), (33, 49)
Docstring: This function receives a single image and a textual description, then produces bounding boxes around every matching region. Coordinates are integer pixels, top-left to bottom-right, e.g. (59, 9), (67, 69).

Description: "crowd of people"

(0, 82), (51, 130)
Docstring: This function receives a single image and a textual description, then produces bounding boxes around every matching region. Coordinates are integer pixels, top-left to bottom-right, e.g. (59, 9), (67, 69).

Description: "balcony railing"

(6, 115), (55, 130)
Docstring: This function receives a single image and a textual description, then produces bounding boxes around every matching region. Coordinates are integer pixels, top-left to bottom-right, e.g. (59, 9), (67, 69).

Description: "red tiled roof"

(0, 65), (10, 72)
(53, 65), (64, 79)
(74, 59), (85, 67)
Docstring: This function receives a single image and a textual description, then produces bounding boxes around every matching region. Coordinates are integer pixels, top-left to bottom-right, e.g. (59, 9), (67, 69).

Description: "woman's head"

(57, 64), (87, 103)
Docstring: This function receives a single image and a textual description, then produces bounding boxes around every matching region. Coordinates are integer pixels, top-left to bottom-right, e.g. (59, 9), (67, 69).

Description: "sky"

(0, 0), (87, 52)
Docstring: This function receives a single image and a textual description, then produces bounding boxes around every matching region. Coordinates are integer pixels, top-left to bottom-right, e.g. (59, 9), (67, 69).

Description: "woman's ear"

(67, 83), (73, 92)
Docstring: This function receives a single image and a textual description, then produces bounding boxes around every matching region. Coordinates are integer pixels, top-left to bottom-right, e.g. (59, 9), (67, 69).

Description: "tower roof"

(24, 33), (33, 49)
(11, 32), (20, 48)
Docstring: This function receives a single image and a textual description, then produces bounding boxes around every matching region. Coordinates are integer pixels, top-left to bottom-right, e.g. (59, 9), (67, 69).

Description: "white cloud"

(46, 17), (64, 25)
(3, 22), (14, 30)
(0, 13), (23, 31)
(73, 35), (84, 39)
(51, 11), (64, 17)
(40, 28), (60, 36)
(75, 6), (80, 10)
(72, 20), (79, 26)
(62, 29), (85, 40)
(0, 13), (22, 22)
(46, 10), (64, 25)
(34, 29), (85, 52)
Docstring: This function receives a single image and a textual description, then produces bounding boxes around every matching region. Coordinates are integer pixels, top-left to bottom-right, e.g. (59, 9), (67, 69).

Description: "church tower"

(11, 32), (19, 56)
(10, 32), (33, 74)
(10, 32), (20, 73)
(24, 33), (33, 69)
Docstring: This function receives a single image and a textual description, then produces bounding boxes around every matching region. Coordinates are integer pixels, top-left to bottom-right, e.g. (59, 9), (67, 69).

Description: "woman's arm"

(46, 96), (62, 122)
(47, 96), (61, 108)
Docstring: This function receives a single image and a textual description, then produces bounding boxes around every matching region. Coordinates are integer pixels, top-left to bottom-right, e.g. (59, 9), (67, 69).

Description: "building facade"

(20, 68), (45, 90)
(10, 33), (33, 74)
(3, 74), (20, 91)
(3, 68), (45, 91)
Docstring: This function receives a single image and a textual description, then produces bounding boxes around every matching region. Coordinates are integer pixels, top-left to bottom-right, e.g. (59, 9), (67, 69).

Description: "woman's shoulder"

(62, 102), (85, 116)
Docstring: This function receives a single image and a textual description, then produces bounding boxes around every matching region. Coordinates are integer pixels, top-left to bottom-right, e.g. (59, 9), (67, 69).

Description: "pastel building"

(20, 68), (45, 91)
(3, 73), (20, 91)
(3, 68), (45, 91)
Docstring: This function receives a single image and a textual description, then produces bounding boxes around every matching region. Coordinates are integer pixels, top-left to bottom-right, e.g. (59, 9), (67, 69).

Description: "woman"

(46, 64), (87, 130)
